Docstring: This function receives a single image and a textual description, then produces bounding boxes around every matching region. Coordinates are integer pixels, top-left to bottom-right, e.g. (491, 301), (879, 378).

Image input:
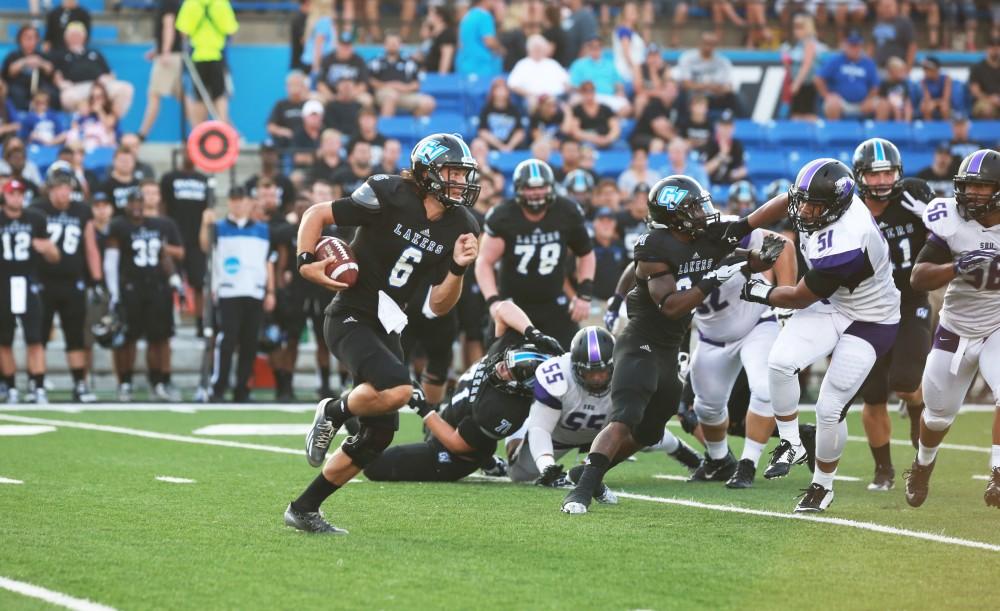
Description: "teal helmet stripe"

(529, 161), (540, 180)
(455, 135), (472, 159)
(874, 139), (885, 162)
(512, 351), (546, 362)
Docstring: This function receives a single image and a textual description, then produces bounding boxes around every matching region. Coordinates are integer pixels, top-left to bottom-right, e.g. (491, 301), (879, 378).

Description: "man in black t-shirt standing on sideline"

(137, 0), (183, 140)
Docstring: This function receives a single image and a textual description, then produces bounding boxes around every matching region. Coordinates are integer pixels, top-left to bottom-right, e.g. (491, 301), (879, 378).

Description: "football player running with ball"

(562, 176), (782, 515)
(728, 158), (901, 513)
(285, 133), (481, 535)
(906, 149), (1000, 509)
(851, 138), (935, 491)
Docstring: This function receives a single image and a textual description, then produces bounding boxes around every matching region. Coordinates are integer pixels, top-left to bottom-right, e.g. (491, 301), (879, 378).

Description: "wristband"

(485, 295), (502, 308)
(449, 259), (467, 276)
(296, 251), (316, 271)
(576, 279), (594, 301)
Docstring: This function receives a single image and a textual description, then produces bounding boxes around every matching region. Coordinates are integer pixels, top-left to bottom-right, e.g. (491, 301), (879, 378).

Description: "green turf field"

(1, 405), (998, 610)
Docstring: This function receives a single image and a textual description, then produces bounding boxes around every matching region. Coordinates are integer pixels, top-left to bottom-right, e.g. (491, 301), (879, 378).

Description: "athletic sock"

(121, 371), (133, 385)
(3, 375), (14, 388)
(705, 437), (729, 460)
(917, 441), (938, 466)
(324, 391), (353, 426)
(29, 373), (44, 389)
(870, 442), (892, 470)
(776, 418), (801, 446)
(575, 452), (611, 497)
(740, 439), (766, 466)
(292, 474), (341, 513)
(812, 468), (836, 490)
(70, 368), (86, 384)
(318, 366), (331, 390)
(991, 445), (1000, 470)
(907, 402), (924, 449)
(657, 430), (680, 454)
(195, 317), (204, 338)
(148, 369), (162, 387)
(162, 371), (172, 385)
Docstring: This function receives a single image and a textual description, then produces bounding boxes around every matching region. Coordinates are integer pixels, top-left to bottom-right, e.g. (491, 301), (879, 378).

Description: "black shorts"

(363, 438), (481, 482)
(325, 309), (410, 430)
(457, 279), (486, 342)
(194, 60), (227, 100)
(182, 246), (207, 291)
(40, 279), (87, 351)
(0, 282), (44, 346)
(122, 281), (175, 342)
(518, 299), (579, 352)
(282, 294), (326, 342)
(609, 323), (682, 447)
(401, 310), (458, 384)
(860, 299), (932, 404)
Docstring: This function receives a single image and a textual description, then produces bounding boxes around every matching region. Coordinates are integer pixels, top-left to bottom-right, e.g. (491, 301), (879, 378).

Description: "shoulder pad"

(536, 354), (570, 398)
(922, 197), (960, 239)
(350, 180), (382, 212)
(898, 177), (933, 216)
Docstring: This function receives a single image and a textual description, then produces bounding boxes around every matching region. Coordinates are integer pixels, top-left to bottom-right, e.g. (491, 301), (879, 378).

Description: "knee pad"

(767, 353), (799, 379)
(693, 399), (728, 427)
(342, 425), (395, 467)
(921, 409), (955, 432)
(815, 419), (848, 463)
(747, 396), (773, 418)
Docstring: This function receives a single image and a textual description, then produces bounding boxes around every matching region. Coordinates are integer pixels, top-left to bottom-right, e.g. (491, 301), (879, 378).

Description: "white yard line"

(0, 425), (56, 436)
(0, 477), (24, 484)
(0, 576), (117, 611)
(5, 413), (998, 554)
(653, 473), (862, 483)
(155, 476), (196, 484)
(973, 475), (990, 481)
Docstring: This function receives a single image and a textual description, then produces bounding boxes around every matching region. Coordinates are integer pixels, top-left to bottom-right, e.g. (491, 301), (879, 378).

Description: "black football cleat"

(283, 503), (348, 535)
(305, 398), (340, 468)
(794, 483), (834, 513)
(867, 465), (895, 491)
(764, 439), (809, 479)
(904, 459), (936, 508)
(984, 467), (1000, 509)
(725, 458), (757, 489)
(668, 439), (703, 473)
(689, 450), (737, 482)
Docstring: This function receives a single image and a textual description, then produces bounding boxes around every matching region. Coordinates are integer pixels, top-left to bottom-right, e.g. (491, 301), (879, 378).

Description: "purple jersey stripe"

(968, 149), (988, 174)
(810, 248), (866, 277)
(587, 327), (601, 362)
(796, 158), (830, 190)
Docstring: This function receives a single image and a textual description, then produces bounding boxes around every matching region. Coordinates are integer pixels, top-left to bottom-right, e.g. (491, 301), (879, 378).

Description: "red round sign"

(187, 120), (240, 173)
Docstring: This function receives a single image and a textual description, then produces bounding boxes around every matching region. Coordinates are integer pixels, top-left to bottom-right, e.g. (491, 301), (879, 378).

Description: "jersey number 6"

(389, 246), (422, 288)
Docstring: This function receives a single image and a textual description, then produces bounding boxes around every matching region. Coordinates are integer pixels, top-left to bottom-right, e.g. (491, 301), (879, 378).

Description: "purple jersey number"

(967, 261), (1000, 290)
(927, 201), (948, 222)
(816, 230), (833, 252)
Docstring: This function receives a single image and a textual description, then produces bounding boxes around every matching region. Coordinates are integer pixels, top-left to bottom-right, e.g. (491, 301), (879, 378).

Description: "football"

(315, 236), (359, 287)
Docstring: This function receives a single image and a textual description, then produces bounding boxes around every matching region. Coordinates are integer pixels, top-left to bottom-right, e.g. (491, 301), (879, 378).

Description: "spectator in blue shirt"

(569, 37), (631, 116)
(814, 30), (879, 120)
(918, 55), (952, 121)
(20, 90), (67, 146)
(456, 0), (503, 79)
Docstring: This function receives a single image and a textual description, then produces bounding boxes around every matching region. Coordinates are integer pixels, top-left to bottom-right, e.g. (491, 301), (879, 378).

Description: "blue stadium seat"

(592, 149), (631, 177)
(489, 150), (533, 175)
(377, 116), (417, 141)
(83, 146), (115, 174)
(733, 119), (767, 146)
(419, 73), (465, 114)
(414, 112), (473, 140)
(27, 144), (60, 175)
(863, 121), (914, 146)
(911, 120), (952, 146)
(974, 121), (1000, 145)
(815, 120), (865, 146)
(230, 1), (298, 11)
(745, 149), (789, 181)
(765, 120), (816, 146)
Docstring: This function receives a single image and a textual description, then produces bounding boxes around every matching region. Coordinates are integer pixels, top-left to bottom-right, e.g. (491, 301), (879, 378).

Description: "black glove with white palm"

(752, 234), (785, 267)
(534, 463), (570, 487)
(741, 278), (775, 305)
(408, 381), (433, 417)
(696, 253), (747, 294)
(524, 326), (564, 356)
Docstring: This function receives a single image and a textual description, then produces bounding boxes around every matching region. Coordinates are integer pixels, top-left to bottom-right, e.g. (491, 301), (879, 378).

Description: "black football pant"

(363, 438), (481, 482)
(211, 296), (264, 400)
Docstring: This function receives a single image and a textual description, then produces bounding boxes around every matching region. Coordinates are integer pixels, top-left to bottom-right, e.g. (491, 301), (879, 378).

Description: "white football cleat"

(561, 501), (588, 514)
(594, 484), (618, 504)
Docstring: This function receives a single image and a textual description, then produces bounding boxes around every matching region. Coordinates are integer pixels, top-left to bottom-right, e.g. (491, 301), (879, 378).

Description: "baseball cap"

(646, 43), (661, 56)
(92, 191), (111, 204)
(594, 206), (615, 219)
(921, 55), (941, 69)
(302, 99), (324, 117)
(339, 30), (354, 45)
(718, 109), (735, 124)
(934, 142), (952, 154)
(3, 178), (26, 194)
(846, 29), (864, 45)
(633, 182), (650, 196)
(229, 185), (248, 199)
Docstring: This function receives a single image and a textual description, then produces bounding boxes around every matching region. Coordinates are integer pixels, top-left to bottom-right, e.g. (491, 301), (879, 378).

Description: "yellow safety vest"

(176, 0), (239, 62)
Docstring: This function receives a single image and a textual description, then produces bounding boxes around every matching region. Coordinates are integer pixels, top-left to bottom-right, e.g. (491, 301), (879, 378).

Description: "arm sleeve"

(104, 248), (120, 303)
(803, 267), (843, 298)
(525, 401), (562, 471)
(566, 211), (594, 256)
(329, 195), (378, 227)
(915, 233), (953, 264)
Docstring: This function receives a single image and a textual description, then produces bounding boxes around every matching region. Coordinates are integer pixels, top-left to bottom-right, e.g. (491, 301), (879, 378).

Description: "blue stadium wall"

(0, 43), (982, 144)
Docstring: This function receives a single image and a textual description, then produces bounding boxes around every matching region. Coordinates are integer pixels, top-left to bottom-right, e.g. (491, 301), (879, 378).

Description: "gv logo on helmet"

(835, 176), (855, 198)
(657, 186), (689, 209)
(415, 139), (449, 164)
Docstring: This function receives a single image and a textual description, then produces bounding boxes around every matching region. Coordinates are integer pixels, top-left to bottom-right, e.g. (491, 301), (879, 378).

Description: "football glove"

(741, 278), (775, 305)
(754, 234), (786, 267)
(534, 463), (568, 487)
(408, 382), (433, 417)
(679, 406), (700, 435)
(677, 351), (691, 383)
(953, 249), (997, 275)
(715, 218), (752, 248)
(481, 456), (508, 477)
(603, 293), (624, 331)
(699, 253), (747, 292)
(525, 326), (564, 356)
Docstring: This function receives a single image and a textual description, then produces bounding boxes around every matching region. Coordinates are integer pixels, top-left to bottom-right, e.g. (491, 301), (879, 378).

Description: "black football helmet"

(764, 178), (792, 202)
(410, 133), (481, 208)
(852, 137), (903, 201)
(485, 343), (553, 397)
(513, 158), (556, 212)
(726, 180), (757, 215)
(954, 148), (1000, 221)
(562, 169), (595, 196)
(787, 158), (856, 233)
(92, 311), (126, 349)
(647, 175), (719, 237)
(569, 326), (614, 397)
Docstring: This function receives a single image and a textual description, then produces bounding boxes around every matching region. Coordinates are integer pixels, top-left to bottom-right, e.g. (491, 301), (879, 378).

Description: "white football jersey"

(694, 226), (771, 342)
(923, 197), (1000, 339)
(799, 196), (900, 323)
(533, 354), (612, 448)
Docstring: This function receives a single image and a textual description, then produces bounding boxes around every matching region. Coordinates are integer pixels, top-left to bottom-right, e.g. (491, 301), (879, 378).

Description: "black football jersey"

(160, 169), (210, 244)
(871, 177), (931, 304)
(108, 217), (181, 286)
(439, 330), (530, 458)
(0, 209), (47, 280)
(626, 228), (731, 345)
(484, 196), (592, 305)
(99, 176), (140, 213)
(326, 174), (480, 317)
(34, 200), (92, 281)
